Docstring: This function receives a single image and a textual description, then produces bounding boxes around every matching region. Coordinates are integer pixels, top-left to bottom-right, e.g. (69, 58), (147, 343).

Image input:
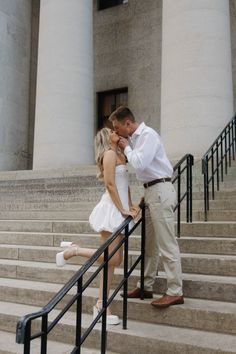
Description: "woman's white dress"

(89, 165), (129, 233)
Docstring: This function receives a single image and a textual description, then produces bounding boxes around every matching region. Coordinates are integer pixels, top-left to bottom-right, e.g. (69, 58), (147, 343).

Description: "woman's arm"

(128, 186), (132, 209)
(128, 186), (141, 217)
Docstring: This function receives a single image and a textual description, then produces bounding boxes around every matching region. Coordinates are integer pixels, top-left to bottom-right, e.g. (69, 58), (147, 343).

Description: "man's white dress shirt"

(124, 122), (173, 183)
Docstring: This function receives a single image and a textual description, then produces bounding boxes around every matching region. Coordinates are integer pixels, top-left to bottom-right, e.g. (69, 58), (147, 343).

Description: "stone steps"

(1, 278), (236, 336)
(0, 231), (236, 254)
(1, 244), (236, 276)
(0, 219), (235, 236)
(181, 221), (236, 237)
(1, 259), (236, 302)
(0, 186), (235, 207)
(0, 330), (118, 354)
(194, 210), (236, 221)
(1, 301), (236, 354)
(0, 180), (235, 204)
(0, 210), (91, 220)
(0, 208), (235, 221)
(0, 330), (75, 354)
(0, 162), (235, 353)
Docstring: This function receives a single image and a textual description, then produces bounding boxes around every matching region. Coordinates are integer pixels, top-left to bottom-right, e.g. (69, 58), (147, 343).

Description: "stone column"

(33, 0), (94, 169)
(0, 1), (31, 170)
(161, 0), (234, 159)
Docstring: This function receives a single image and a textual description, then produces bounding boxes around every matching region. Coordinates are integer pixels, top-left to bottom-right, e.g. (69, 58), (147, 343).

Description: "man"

(109, 106), (184, 308)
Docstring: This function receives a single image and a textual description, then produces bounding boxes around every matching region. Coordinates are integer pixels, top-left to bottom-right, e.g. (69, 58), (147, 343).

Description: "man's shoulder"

(141, 123), (160, 138)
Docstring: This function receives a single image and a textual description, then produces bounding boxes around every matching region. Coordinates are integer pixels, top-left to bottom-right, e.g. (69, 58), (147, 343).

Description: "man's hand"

(118, 137), (129, 149)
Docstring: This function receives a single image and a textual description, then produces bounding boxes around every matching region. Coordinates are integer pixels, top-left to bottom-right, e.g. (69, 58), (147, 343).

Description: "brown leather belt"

(143, 177), (172, 189)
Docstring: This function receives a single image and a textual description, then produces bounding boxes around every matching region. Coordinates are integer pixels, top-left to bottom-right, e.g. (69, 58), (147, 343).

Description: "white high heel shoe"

(56, 251), (66, 267)
(93, 304), (120, 325)
(56, 243), (78, 267)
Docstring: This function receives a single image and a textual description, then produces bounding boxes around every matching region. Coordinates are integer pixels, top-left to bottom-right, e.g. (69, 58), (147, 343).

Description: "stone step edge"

(1, 243), (236, 260)
(0, 330), (119, 354)
(0, 219), (235, 224)
(0, 330), (74, 354)
(0, 232), (235, 242)
(1, 302), (236, 353)
(0, 277), (235, 315)
(1, 283), (236, 336)
(1, 259), (236, 285)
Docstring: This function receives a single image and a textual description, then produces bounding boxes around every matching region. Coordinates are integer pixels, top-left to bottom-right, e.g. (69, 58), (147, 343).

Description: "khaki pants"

(137, 182), (183, 296)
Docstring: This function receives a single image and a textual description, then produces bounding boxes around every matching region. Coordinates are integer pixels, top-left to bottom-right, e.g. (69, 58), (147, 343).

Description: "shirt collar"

(131, 122), (146, 138)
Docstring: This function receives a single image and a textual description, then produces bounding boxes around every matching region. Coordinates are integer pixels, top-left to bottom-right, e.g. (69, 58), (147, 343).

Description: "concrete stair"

(0, 163), (235, 353)
(0, 330), (118, 354)
(1, 302), (236, 354)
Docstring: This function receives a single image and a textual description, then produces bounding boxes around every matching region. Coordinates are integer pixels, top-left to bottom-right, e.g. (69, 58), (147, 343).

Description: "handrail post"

(140, 203), (146, 299)
(206, 156), (209, 212)
(101, 248), (108, 354)
(211, 148), (215, 200)
(220, 136), (224, 181)
(234, 116), (236, 151)
(75, 277), (83, 354)
(189, 155), (193, 222)
(202, 158), (208, 222)
(122, 225), (129, 330)
(186, 157), (190, 223)
(41, 314), (48, 354)
(231, 122), (235, 160)
(24, 321), (31, 354)
(228, 125), (231, 167)
(216, 142), (219, 191)
(177, 166), (181, 237)
(225, 130), (228, 175)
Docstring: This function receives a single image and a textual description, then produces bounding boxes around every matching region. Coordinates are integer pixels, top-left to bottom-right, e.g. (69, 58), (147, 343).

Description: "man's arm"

(119, 131), (160, 171)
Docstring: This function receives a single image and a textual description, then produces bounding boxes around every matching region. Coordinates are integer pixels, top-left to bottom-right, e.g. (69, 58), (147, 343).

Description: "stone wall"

(93, 0), (163, 132)
(0, 0), (31, 170)
(27, 0), (40, 169)
(230, 0), (236, 113)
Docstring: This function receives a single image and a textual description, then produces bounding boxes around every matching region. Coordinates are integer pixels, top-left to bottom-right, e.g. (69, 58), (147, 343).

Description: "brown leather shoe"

(120, 287), (153, 299)
(151, 294), (184, 308)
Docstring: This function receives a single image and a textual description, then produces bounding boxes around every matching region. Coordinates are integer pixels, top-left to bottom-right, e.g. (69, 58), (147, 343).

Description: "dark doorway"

(98, 0), (126, 11)
(97, 88), (128, 130)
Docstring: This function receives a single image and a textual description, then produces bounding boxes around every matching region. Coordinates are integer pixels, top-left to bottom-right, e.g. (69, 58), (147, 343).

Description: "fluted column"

(33, 0), (94, 169)
(0, 0), (31, 170)
(161, 0), (234, 159)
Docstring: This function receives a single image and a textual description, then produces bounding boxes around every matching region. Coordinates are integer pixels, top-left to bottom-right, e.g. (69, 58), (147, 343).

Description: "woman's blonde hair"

(94, 127), (111, 179)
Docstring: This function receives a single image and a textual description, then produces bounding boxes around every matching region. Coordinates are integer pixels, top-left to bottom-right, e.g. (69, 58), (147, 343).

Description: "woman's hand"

(130, 205), (141, 221)
(130, 205), (140, 215)
(121, 205), (140, 219)
(121, 209), (138, 219)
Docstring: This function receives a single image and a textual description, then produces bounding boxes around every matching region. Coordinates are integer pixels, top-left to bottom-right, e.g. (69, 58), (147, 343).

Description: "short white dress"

(89, 165), (130, 233)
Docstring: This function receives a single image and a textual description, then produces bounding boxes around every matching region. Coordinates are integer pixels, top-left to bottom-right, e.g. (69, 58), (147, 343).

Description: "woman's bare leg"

(60, 231), (123, 315)
(96, 231), (123, 315)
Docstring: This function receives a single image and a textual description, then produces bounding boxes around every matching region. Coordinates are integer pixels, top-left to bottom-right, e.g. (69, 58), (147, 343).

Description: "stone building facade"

(0, 0), (235, 171)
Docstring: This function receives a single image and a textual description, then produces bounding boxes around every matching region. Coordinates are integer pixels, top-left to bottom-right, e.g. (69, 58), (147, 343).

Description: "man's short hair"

(108, 106), (135, 123)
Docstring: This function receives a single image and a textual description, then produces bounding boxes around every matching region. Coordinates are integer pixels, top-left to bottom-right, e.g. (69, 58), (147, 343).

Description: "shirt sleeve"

(124, 131), (160, 171)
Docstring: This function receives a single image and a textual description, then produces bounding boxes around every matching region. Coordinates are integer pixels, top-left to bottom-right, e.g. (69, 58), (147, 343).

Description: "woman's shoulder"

(103, 149), (117, 165)
(103, 149), (117, 159)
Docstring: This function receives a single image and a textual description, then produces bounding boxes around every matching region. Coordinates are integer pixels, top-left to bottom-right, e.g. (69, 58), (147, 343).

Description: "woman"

(56, 128), (139, 325)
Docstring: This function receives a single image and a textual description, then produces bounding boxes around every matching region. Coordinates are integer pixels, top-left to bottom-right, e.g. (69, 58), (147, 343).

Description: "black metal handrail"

(172, 154), (194, 236)
(16, 202), (146, 354)
(202, 116), (236, 221)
